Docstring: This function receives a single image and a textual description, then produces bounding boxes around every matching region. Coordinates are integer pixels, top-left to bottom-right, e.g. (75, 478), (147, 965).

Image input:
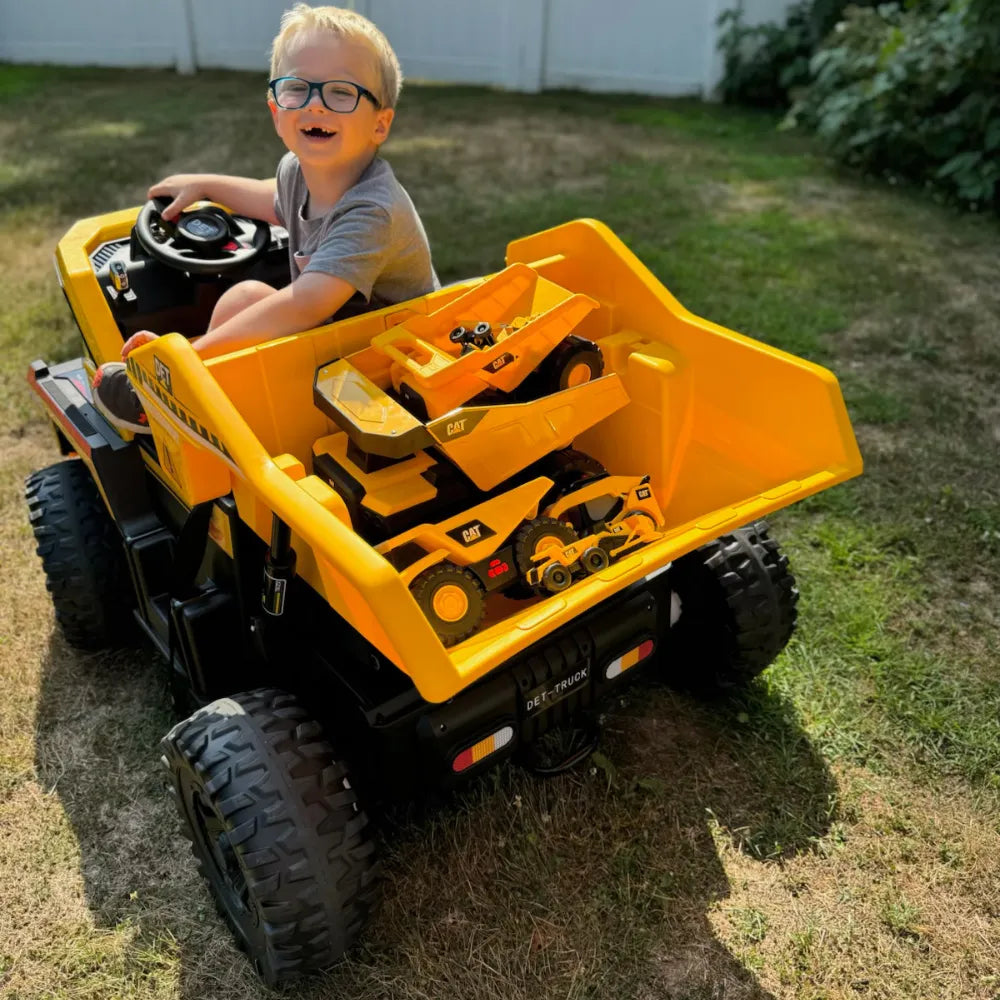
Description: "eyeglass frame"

(268, 76), (382, 113)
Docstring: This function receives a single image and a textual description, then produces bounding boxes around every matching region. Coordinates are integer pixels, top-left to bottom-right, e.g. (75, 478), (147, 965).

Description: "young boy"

(93, 3), (438, 433)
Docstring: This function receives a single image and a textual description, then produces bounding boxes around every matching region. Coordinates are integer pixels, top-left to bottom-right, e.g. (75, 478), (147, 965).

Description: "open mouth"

(301, 126), (336, 138)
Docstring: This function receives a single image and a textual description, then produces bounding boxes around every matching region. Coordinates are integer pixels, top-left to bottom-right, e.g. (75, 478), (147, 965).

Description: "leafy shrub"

(717, 1), (879, 108)
(787, 1), (1000, 210)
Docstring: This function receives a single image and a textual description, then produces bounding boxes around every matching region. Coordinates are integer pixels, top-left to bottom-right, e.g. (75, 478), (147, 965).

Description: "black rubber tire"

(410, 562), (486, 645)
(24, 459), (134, 650)
(665, 519), (798, 691)
(541, 562), (573, 593)
(581, 545), (611, 574)
(537, 448), (611, 534)
(161, 688), (379, 986)
(513, 517), (578, 586)
(540, 336), (604, 393)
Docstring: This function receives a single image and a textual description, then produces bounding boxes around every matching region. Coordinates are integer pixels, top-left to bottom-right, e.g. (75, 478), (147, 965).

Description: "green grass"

(2, 64), (999, 999)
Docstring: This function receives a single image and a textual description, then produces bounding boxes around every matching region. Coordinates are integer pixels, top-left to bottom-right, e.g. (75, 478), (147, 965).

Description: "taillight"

(605, 638), (655, 679)
(452, 725), (515, 773)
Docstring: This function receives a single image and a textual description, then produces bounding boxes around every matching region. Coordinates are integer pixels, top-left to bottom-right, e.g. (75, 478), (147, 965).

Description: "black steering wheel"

(134, 197), (270, 275)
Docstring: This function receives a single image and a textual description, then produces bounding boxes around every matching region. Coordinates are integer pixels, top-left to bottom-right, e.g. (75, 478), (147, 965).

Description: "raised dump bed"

(106, 218), (862, 702)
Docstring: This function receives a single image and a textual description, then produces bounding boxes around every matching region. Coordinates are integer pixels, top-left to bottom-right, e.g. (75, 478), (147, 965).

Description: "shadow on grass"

(34, 634), (834, 999)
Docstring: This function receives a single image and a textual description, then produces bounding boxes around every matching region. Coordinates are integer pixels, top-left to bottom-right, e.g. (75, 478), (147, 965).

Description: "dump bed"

(110, 219), (860, 702)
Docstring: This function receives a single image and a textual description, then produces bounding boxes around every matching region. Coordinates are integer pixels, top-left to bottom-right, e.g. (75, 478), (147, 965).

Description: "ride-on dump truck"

(25, 201), (861, 984)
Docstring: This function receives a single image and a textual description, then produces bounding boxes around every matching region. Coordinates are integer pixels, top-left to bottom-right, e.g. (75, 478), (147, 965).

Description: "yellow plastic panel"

(313, 431), (437, 518)
(377, 478), (550, 566)
(507, 219), (863, 528)
(433, 373), (630, 490)
(56, 209), (138, 364)
(297, 475), (351, 526)
(273, 453), (306, 481)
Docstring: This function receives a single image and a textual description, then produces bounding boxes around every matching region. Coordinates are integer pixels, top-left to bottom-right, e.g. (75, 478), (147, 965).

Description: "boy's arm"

(190, 272), (355, 360)
(149, 174), (279, 224)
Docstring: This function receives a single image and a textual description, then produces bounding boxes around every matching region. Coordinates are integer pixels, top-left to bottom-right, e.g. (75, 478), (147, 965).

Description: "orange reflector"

(452, 725), (515, 773)
(605, 638), (655, 680)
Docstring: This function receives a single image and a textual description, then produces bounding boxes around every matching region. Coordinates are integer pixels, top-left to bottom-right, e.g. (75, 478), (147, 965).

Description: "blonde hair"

(270, 4), (402, 109)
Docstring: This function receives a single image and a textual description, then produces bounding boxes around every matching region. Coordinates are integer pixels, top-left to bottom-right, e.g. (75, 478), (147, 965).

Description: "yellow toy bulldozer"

(24, 204), (861, 985)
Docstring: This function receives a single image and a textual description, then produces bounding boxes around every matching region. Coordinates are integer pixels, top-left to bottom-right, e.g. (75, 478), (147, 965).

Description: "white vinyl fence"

(0, 0), (793, 98)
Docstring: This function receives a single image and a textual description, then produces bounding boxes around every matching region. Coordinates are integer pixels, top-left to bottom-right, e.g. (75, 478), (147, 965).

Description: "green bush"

(787, 1), (1000, 210)
(717, 1), (878, 108)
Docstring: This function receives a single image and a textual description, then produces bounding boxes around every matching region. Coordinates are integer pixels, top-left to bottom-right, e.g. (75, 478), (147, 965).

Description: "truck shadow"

(35, 636), (833, 999)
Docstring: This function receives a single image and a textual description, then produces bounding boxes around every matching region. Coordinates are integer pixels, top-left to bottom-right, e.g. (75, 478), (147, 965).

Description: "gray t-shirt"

(273, 152), (439, 314)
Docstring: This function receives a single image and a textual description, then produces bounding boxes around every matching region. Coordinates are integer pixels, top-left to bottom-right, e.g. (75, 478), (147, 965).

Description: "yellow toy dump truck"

(24, 201), (861, 985)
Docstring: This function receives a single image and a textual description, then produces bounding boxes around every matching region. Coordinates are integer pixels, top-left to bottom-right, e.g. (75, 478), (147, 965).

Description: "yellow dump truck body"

(53, 215), (861, 703)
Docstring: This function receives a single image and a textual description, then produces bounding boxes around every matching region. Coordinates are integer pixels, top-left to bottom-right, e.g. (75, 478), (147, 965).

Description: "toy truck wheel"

(161, 688), (379, 986)
(513, 517), (578, 589)
(24, 459), (134, 650)
(542, 447), (607, 488)
(537, 448), (615, 533)
(665, 519), (798, 690)
(581, 545), (611, 574)
(411, 563), (486, 645)
(541, 337), (604, 393)
(541, 562), (573, 593)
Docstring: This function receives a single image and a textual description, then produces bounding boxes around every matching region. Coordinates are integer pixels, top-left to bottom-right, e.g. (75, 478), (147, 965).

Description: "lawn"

(1, 65), (999, 1000)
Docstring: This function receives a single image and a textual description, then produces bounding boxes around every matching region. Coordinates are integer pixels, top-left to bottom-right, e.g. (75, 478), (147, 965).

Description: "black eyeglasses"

(268, 77), (381, 113)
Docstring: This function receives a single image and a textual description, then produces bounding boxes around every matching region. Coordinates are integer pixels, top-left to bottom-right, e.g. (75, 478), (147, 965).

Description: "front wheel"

(410, 562), (486, 645)
(513, 516), (578, 593)
(664, 519), (798, 691)
(161, 689), (380, 986)
(24, 459), (135, 649)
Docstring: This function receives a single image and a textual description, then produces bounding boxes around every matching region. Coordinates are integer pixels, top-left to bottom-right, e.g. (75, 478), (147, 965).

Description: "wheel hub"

(432, 583), (469, 622)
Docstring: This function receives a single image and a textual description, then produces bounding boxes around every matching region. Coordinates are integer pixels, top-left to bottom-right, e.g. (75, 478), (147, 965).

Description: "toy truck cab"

(26, 206), (861, 985)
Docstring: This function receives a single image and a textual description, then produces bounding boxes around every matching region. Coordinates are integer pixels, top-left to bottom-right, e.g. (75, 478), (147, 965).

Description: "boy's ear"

(267, 96), (280, 131)
(373, 107), (394, 146)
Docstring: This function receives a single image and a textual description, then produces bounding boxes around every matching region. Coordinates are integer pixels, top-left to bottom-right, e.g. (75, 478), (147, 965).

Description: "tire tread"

(161, 688), (380, 984)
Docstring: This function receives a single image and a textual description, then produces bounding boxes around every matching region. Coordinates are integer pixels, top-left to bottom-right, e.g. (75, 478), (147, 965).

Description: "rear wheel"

(24, 459), (134, 649)
(513, 517), (578, 593)
(161, 689), (379, 986)
(411, 563), (486, 645)
(664, 519), (798, 691)
(581, 545), (611, 574)
(540, 336), (604, 393)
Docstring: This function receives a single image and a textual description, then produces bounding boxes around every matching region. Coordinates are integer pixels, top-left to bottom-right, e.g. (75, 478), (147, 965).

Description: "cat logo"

(446, 419), (467, 437)
(154, 356), (172, 394)
(447, 519), (496, 547)
(637, 486), (651, 500)
(483, 352), (515, 374)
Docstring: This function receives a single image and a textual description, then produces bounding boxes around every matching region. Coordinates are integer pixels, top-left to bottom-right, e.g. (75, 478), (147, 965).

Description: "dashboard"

(88, 224), (293, 340)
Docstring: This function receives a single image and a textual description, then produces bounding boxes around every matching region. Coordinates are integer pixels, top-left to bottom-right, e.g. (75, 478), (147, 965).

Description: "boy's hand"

(121, 330), (160, 359)
(148, 175), (210, 221)
(146, 174), (278, 226)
